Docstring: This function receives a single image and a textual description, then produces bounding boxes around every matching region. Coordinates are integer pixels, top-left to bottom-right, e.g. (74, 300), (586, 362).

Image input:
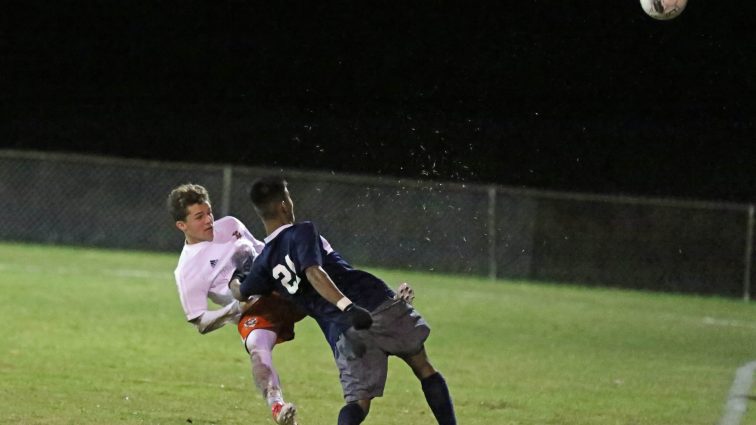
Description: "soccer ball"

(640, 0), (687, 20)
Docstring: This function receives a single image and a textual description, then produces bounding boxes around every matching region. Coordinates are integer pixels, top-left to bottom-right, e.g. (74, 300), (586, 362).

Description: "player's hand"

(336, 330), (366, 360)
(231, 267), (246, 282)
(238, 295), (261, 314)
(394, 282), (415, 305)
(344, 303), (373, 330)
(228, 275), (244, 301)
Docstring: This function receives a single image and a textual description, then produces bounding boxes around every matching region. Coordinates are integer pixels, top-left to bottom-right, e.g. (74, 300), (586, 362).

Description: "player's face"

(177, 202), (214, 244)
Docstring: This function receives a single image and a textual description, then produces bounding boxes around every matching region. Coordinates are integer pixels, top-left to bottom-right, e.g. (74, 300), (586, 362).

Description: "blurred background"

(2, 1), (755, 298)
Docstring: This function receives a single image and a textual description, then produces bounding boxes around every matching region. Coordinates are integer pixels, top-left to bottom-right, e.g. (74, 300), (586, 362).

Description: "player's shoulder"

(289, 221), (321, 240)
(174, 248), (197, 284)
(214, 215), (244, 229)
(175, 242), (196, 268)
(215, 215), (254, 237)
(293, 221), (318, 232)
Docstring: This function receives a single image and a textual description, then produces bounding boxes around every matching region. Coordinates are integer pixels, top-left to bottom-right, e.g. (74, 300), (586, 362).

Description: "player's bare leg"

(401, 347), (456, 425)
(246, 329), (298, 425)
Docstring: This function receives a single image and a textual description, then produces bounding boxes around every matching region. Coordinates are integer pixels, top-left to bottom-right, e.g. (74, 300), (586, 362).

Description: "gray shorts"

(334, 299), (431, 403)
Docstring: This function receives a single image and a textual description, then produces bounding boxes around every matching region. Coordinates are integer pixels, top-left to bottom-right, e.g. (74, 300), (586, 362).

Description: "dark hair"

(249, 176), (288, 219)
(167, 183), (210, 221)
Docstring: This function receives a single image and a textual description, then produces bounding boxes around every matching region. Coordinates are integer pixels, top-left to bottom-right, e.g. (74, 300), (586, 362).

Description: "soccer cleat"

(395, 282), (415, 305)
(271, 401), (298, 425)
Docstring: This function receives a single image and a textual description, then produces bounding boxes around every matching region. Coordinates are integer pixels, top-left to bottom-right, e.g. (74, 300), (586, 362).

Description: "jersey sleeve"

(247, 233), (265, 258)
(293, 222), (324, 271)
(239, 262), (274, 298)
(232, 216), (266, 256)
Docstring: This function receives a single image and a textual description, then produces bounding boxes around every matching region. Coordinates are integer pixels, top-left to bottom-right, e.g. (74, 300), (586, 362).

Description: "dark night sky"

(3, 2), (756, 202)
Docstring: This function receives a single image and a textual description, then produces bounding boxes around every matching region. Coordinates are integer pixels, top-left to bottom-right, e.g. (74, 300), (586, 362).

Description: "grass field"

(1, 241), (755, 425)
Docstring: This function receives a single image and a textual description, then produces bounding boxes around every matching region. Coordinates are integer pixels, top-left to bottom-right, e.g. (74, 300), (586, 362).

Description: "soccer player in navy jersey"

(236, 176), (457, 425)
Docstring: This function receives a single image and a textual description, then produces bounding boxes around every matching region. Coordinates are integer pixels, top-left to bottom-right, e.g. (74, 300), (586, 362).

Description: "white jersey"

(174, 216), (265, 321)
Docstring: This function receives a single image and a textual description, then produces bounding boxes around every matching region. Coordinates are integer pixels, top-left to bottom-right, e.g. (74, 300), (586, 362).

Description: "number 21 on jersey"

(272, 255), (300, 294)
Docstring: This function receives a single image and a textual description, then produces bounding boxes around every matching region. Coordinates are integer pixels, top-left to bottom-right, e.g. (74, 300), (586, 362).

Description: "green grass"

(1, 241), (755, 425)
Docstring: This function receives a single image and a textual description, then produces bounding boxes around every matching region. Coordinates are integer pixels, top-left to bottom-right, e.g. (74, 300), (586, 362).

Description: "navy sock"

(337, 402), (366, 425)
(421, 372), (457, 425)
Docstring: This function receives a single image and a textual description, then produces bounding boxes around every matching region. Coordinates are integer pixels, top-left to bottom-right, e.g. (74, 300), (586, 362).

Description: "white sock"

(246, 329), (285, 408)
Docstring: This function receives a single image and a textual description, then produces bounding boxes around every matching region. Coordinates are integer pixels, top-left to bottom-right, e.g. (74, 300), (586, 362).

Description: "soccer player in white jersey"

(168, 183), (304, 425)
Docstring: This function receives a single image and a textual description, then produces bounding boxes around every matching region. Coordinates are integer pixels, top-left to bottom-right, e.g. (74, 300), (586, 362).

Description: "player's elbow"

(190, 316), (212, 334)
(304, 265), (325, 282)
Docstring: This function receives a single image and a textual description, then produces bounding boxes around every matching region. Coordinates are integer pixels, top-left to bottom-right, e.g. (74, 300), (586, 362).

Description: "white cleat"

(272, 401), (298, 425)
(395, 282), (415, 305)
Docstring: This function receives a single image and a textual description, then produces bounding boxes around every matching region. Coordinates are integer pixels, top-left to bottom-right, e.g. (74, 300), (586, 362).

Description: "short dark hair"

(249, 176), (288, 219)
(167, 183), (210, 221)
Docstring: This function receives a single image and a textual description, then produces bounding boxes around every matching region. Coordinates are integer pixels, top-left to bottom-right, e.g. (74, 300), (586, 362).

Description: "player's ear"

(176, 220), (187, 232)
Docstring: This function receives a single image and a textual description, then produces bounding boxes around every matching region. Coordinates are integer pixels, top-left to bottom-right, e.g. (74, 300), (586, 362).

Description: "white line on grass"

(703, 317), (756, 331)
(0, 262), (170, 280)
(718, 360), (756, 425)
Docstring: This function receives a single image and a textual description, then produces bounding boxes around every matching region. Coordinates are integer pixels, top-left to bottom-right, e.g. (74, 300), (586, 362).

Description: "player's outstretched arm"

(189, 301), (241, 334)
(237, 270), (274, 300)
(305, 265), (373, 330)
(304, 265), (347, 305)
(228, 272), (245, 301)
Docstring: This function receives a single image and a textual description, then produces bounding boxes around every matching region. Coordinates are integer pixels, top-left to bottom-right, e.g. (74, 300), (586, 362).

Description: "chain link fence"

(1, 149), (753, 299)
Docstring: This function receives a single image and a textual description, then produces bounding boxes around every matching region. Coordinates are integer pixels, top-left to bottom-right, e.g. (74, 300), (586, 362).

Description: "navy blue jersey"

(240, 221), (395, 348)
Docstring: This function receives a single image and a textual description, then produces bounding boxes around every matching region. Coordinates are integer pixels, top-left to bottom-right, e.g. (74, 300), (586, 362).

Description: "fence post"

(488, 186), (497, 281)
(744, 205), (754, 302)
(221, 165), (233, 217)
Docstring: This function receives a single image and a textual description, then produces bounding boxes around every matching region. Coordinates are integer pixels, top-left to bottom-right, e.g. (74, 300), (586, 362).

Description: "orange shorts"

(237, 292), (306, 346)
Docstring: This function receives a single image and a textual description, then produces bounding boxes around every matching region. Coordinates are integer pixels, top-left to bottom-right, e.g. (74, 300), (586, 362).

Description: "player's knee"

(356, 399), (371, 415)
(414, 361), (437, 380)
(248, 346), (275, 381)
(403, 349), (437, 379)
(246, 341), (272, 361)
(248, 346), (260, 361)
